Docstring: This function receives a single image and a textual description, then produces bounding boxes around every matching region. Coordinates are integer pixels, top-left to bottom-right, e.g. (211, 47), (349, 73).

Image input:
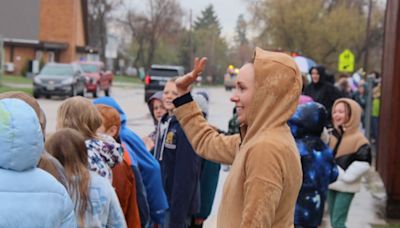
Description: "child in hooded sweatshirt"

(56, 96), (123, 182)
(154, 78), (202, 228)
(288, 102), (338, 228)
(328, 98), (372, 228)
(190, 92), (221, 228)
(93, 96), (168, 226)
(45, 128), (126, 228)
(143, 91), (167, 152)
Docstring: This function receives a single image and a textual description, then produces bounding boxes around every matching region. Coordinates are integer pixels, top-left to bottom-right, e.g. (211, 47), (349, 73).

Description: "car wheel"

(93, 85), (99, 98)
(70, 86), (77, 97)
(78, 86), (86, 97)
(45, 95), (51, 99)
(104, 88), (110, 96)
(33, 91), (40, 99)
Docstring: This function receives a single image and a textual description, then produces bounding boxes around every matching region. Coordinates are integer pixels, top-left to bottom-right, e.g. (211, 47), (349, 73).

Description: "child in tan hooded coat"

(172, 48), (303, 227)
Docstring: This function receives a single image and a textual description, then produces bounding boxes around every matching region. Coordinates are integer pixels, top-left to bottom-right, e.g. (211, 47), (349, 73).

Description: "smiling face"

(152, 99), (167, 121)
(332, 102), (350, 127)
(163, 80), (178, 114)
(311, 68), (320, 84)
(230, 63), (255, 125)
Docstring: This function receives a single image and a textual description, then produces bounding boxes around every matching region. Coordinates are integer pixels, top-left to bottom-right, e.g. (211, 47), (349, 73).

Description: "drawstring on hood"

(241, 48), (302, 144)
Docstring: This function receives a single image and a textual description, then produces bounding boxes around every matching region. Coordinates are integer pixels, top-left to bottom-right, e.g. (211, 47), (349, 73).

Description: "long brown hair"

(57, 97), (102, 139)
(45, 128), (91, 227)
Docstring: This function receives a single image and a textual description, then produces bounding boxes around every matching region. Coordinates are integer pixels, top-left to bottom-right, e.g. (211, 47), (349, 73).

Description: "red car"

(79, 61), (113, 97)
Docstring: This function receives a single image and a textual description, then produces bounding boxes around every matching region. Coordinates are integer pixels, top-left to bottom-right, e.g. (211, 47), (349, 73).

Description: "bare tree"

(87, 0), (122, 63)
(120, 0), (183, 69)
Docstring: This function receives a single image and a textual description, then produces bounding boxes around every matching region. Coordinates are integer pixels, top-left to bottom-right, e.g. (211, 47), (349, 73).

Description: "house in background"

(0, 0), (97, 75)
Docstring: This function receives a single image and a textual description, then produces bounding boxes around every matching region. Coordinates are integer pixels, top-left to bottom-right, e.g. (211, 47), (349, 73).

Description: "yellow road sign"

(338, 49), (355, 73)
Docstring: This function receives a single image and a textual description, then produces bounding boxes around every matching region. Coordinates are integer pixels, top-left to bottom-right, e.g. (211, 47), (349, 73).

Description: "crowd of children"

(0, 50), (377, 228)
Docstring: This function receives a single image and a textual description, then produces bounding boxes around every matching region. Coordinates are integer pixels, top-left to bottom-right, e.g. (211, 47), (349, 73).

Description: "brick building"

(0, 0), (95, 75)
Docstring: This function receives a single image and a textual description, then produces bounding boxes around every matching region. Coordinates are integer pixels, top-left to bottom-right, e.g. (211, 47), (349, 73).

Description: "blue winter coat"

(288, 102), (338, 227)
(0, 98), (76, 228)
(93, 97), (168, 225)
(154, 114), (201, 228)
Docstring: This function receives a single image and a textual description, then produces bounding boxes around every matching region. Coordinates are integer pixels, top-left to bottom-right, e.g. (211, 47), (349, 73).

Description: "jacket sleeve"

(339, 161), (370, 183)
(169, 127), (200, 227)
(60, 191), (77, 228)
(240, 143), (284, 228)
(339, 144), (371, 183)
(123, 130), (168, 224)
(107, 182), (128, 228)
(174, 98), (241, 165)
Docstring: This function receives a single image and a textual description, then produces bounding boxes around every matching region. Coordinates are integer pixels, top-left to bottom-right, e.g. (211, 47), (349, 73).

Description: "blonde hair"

(57, 97), (102, 139)
(45, 128), (91, 227)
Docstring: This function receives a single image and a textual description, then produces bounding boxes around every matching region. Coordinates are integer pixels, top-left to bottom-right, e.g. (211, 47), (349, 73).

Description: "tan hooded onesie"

(174, 48), (303, 227)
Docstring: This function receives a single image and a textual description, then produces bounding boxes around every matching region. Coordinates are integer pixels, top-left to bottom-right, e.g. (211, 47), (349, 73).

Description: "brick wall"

(39, 0), (86, 63)
(4, 46), (35, 75)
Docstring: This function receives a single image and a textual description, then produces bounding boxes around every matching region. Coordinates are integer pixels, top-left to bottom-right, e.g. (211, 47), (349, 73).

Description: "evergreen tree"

(194, 4), (221, 35)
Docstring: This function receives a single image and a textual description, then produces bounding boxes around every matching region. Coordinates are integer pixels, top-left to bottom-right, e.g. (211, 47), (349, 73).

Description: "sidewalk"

(204, 168), (398, 228)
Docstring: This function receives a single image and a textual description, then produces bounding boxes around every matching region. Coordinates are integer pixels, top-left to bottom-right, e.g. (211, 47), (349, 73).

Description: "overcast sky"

(179, 0), (250, 41)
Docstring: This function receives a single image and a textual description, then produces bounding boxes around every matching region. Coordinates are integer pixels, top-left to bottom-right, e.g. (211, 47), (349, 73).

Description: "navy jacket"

(93, 97), (169, 226)
(289, 102), (338, 227)
(154, 114), (201, 228)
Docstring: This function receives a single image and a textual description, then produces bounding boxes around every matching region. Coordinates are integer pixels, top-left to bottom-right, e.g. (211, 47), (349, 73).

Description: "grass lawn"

(113, 75), (143, 84)
(1, 75), (32, 84)
(0, 85), (33, 95)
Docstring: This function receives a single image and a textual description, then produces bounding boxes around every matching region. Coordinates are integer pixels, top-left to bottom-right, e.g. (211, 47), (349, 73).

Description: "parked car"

(144, 65), (185, 102)
(79, 61), (114, 97)
(33, 63), (86, 99)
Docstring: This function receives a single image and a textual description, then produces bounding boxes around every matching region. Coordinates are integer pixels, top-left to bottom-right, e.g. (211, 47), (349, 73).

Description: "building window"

(48, 52), (55, 62)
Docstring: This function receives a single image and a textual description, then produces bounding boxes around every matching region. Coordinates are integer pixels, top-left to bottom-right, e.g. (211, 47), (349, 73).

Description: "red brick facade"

(4, 0), (86, 75)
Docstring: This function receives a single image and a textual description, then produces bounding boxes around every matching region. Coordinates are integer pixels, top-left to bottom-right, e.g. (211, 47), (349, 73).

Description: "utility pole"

(189, 9), (194, 69)
(363, 0), (373, 73)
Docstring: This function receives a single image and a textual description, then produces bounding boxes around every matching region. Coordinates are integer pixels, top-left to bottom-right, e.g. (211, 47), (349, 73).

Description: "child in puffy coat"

(328, 98), (372, 228)
(0, 98), (76, 228)
(289, 102), (338, 228)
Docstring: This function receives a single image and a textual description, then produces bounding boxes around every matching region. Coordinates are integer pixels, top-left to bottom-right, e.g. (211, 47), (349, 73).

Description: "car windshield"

(41, 65), (74, 76)
(149, 69), (179, 77)
(80, 64), (98, 73)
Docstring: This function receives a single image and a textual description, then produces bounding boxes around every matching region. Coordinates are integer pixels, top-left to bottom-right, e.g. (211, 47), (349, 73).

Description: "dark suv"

(144, 65), (185, 102)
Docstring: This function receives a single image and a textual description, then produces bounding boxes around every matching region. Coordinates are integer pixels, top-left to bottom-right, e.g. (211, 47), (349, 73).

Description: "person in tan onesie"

(172, 47), (303, 227)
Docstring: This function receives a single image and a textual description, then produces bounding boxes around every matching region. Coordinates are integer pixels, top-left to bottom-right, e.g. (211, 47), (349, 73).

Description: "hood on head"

(309, 65), (327, 85)
(93, 97), (126, 126)
(0, 98), (44, 171)
(332, 98), (362, 133)
(288, 102), (327, 139)
(192, 92), (209, 118)
(147, 91), (163, 123)
(0, 91), (46, 134)
(243, 48), (302, 142)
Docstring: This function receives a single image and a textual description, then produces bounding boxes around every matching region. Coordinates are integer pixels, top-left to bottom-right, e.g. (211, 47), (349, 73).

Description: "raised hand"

(175, 57), (207, 96)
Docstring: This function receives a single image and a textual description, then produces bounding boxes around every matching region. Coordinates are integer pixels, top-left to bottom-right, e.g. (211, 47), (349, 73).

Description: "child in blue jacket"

(93, 96), (168, 227)
(288, 102), (338, 228)
(154, 79), (202, 228)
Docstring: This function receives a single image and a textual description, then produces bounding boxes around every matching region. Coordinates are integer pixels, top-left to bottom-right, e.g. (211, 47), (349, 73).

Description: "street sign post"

(338, 49), (355, 73)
